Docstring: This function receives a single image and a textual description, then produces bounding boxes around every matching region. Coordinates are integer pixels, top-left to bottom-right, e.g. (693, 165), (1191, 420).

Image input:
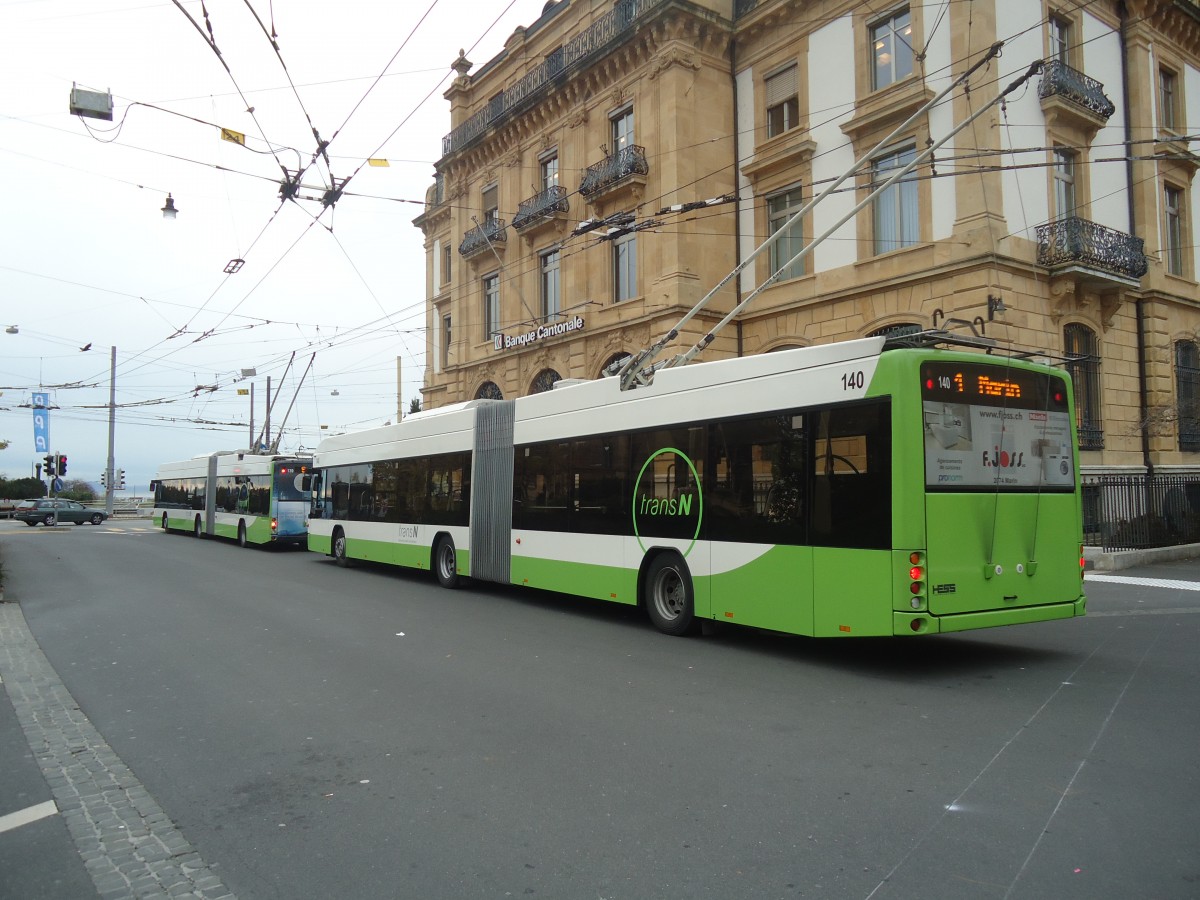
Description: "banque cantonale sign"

(494, 315), (585, 351)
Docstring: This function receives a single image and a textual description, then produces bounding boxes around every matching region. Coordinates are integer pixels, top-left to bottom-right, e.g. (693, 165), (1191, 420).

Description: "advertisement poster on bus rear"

(923, 401), (1074, 490)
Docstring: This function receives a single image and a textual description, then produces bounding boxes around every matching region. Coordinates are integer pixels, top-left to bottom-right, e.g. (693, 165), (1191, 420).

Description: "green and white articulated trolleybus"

(152, 452), (314, 548)
(309, 335), (1086, 636)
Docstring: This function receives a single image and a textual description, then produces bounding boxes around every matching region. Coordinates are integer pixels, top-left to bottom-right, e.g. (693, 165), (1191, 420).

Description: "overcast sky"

(1, 0), (542, 492)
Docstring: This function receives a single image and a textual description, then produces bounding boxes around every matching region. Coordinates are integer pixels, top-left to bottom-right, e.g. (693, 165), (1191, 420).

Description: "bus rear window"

(921, 361), (1074, 491)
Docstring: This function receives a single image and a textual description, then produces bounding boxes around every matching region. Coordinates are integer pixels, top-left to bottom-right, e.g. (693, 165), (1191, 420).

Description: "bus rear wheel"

(644, 553), (698, 636)
(193, 517), (202, 538)
(161, 513), (168, 530)
(237, 522), (248, 548)
(332, 529), (350, 567)
(434, 536), (458, 588)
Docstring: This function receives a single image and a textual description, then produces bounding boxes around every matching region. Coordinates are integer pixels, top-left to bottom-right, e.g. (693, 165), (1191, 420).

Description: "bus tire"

(434, 536), (459, 589)
(332, 528), (351, 567)
(237, 522), (248, 548)
(193, 516), (203, 538)
(644, 552), (698, 636)
(161, 513), (168, 530)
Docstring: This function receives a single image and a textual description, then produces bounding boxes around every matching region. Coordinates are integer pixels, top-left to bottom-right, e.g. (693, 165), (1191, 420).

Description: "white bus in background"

(152, 451), (314, 548)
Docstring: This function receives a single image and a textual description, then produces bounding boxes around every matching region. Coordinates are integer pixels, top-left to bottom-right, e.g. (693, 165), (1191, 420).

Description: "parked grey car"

(16, 499), (107, 526)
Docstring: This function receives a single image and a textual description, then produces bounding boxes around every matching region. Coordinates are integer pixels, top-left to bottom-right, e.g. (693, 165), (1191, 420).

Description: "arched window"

(1064, 324), (1103, 450)
(868, 322), (921, 339)
(766, 343), (803, 352)
(475, 381), (504, 401)
(1176, 340), (1200, 452)
(529, 369), (562, 394)
(599, 352), (632, 378)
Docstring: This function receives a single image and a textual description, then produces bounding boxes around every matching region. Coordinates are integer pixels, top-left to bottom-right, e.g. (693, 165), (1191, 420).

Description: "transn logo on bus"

(632, 447), (703, 558)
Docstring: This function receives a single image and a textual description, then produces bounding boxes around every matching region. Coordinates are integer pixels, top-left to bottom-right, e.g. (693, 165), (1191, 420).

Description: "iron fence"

(1083, 473), (1200, 550)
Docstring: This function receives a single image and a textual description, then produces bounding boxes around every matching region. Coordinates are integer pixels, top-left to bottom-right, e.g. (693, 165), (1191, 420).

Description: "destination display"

(920, 362), (1074, 490)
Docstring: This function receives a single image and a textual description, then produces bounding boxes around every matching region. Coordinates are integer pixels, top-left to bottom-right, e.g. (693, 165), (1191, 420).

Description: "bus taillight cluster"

(908, 551), (926, 610)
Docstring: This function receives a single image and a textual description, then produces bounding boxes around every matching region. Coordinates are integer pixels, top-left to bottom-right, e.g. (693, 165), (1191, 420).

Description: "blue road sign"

(32, 393), (50, 452)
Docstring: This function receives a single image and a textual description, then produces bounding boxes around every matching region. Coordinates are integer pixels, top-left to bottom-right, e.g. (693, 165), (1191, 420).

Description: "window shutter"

(766, 66), (797, 107)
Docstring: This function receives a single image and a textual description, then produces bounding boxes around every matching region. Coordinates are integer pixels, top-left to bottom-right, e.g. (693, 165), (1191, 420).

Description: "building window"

(530, 369), (562, 394)
(599, 351), (632, 378)
(765, 65), (799, 138)
(540, 249), (561, 321)
(871, 8), (913, 90)
(482, 184), (499, 226)
(613, 233), (637, 302)
(1053, 148), (1077, 219)
(1064, 323), (1103, 450)
(872, 145), (918, 253)
(1176, 340), (1200, 451)
(475, 381), (504, 401)
(1164, 184), (1185, 276)
(442, 245), (452, 286)
(1159, 67), (1178, 132)
(868, 322), (921, 339)
(541, 153), (559, 189)
(441, 314), (452, 370)
(483, 273), (500, 339)
(1049, 15), (1072, 65)
(768, 187), (805, 280)
(611, 106), (634, 152)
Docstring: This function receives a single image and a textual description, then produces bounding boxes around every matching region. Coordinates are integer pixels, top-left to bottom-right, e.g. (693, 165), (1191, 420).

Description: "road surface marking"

(1085, 574), (1200, 591)
(0, 800), (58, 835)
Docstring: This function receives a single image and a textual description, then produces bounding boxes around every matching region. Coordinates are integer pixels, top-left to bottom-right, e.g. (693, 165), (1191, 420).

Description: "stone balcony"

(512, 185), (570, 233)
(1037, 60), (1115, 135)
(1035, 216), (1147, 285)
(579, 145), (649, 201)
(459, 218), (508, 259)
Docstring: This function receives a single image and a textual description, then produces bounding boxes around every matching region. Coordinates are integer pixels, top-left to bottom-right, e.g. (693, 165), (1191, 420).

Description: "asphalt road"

(1, 518), (1198, 899)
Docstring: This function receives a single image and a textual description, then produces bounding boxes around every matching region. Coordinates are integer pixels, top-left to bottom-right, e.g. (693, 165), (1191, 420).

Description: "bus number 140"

(842, 371), (865, 390)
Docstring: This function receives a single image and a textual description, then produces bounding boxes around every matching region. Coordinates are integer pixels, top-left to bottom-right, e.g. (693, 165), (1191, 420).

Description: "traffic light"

(117, 469), (126, 490)
(100, 471), (107, 486)
(43, 454), (55, 477)
(58, 454), (68, 476)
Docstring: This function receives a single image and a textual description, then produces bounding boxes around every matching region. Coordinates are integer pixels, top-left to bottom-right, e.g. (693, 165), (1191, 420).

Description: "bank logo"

(632, 447), (703, 557)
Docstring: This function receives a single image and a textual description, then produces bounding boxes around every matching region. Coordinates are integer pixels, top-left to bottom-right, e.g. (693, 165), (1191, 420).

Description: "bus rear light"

(909, 581), (922, 595)
(909, 551), (922, 565)
(909, 566), (923, 581)
(271, 518), (278, 531)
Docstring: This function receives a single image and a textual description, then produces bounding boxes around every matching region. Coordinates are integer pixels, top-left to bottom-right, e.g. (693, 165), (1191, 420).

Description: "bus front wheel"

(644, 553), (698, 636)
(237, 522), (248, 548)
(332, 529), (350, 567)
(193, 517), (203, 538)
(161, 513), (168, 530)
(434, 536), (459, 588)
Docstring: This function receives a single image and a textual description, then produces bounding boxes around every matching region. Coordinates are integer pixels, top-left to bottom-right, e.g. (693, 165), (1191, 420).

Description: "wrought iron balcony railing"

(459, 218), (508, 257)
(1037, 60), (1115, 120)
(579, 145), (649, 197)
(512, 185), (570, 230)
(441, 0), (664, 158)
(1035, 216), (1147, 281)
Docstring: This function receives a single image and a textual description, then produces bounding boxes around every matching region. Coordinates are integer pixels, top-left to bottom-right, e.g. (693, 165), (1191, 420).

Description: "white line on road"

(0, 800), (58, 835)
(1085, 574), (1200, 591)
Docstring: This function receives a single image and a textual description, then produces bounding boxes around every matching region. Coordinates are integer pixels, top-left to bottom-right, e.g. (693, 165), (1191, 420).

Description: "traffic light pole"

(105, 345), (116, 517)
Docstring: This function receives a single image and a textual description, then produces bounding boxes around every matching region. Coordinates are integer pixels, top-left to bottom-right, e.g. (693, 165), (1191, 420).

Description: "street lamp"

(161, 194), (179, 220)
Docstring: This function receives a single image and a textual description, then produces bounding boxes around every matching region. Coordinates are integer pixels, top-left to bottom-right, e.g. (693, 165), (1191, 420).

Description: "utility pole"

(105, 345), (116, 516)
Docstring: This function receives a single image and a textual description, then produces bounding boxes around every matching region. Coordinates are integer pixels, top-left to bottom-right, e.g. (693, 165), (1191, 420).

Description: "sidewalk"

(0, 596), (101, 900)
(1084, 541), (1200, 571)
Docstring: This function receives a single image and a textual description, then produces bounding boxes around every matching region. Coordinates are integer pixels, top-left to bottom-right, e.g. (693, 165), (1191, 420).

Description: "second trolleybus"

(307, 335), (1086, 636)
(152, 451), (314, 548)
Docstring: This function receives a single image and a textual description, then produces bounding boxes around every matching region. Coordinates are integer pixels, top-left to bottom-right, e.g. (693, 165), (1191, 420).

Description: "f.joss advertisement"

(923, 401), (1074, 490)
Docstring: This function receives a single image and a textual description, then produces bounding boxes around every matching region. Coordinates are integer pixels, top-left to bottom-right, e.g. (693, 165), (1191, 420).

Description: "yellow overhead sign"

(221, 128), (246, 146)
